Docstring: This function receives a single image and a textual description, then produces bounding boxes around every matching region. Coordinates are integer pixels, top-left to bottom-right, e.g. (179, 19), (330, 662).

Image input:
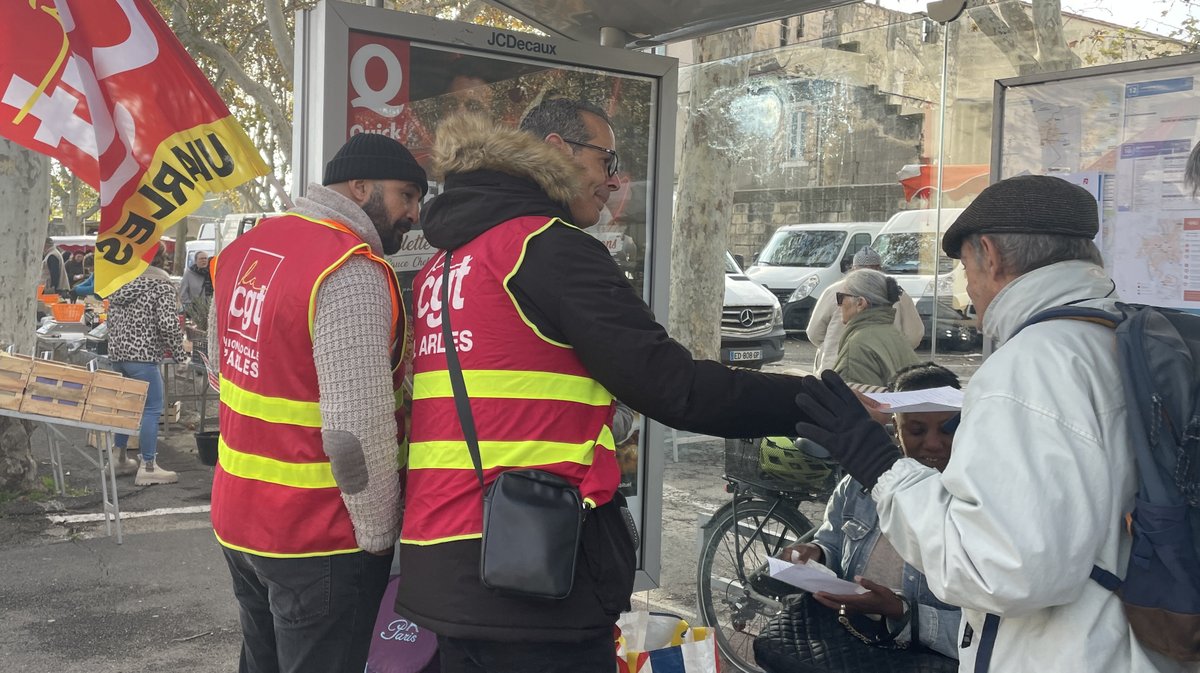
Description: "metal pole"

(929, 21), (951, 361)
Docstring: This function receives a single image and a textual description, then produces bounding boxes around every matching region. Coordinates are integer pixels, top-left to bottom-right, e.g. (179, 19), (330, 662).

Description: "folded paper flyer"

(765, 557), (868, 595)
(863, 386), (964, 413)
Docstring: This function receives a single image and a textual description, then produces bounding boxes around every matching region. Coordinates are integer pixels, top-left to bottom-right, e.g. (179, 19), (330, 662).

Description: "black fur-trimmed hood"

(420, 114), (580, 250)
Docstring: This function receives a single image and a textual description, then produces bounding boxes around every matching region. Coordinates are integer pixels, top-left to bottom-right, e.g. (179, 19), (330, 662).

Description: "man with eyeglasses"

(396, 99), (826, 672)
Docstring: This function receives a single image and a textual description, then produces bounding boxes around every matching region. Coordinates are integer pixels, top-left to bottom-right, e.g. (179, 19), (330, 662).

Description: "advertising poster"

(334, 28), (660, 498)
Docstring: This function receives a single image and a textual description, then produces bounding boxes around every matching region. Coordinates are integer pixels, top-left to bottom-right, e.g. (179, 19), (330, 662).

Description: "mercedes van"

(744, 222), (884, 331)
(721, 252), (785, 368)
(872, 208), (965, 308)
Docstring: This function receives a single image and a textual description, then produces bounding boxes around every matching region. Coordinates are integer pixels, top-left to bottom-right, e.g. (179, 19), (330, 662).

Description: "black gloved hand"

(794, 370), (902, 490)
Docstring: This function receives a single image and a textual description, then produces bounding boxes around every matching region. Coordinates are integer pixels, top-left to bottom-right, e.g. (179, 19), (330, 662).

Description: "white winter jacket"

(873, 261), (1193, 673)
(807, 278), (923, 372)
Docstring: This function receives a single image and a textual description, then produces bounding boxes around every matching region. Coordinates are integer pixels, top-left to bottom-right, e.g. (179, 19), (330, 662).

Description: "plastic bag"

(615, 611), (720, 673)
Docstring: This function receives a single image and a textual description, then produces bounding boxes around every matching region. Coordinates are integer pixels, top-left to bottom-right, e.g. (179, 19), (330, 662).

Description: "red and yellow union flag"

(0, 0), (269, 296)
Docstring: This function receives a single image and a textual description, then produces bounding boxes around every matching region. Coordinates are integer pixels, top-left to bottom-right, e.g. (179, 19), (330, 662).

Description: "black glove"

(794, 370), (901, 490)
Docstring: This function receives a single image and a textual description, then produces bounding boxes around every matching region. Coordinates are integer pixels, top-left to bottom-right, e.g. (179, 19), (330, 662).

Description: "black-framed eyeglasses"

(562, 139), (620, 178)
(835, 292), (857, 306)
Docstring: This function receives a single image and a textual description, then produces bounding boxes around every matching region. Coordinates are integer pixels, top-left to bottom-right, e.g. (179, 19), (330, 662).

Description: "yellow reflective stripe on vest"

(220, 378), (322, 428)
(218, 436), (337, 489)
(408, 437), (610, 471)
(213, 531), (361, 558)
(412, 370), (613, 406)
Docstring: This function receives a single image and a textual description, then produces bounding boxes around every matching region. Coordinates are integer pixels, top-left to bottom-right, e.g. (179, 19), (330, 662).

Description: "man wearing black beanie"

(207, 132), (427, 673)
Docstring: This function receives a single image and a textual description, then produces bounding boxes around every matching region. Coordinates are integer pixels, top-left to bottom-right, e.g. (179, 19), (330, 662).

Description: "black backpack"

(1019, 303), (1200, 662)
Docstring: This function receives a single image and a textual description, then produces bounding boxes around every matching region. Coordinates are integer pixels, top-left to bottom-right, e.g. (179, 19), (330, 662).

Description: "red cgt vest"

(403, 216), (618, 546)
(210, 214), (406, 557)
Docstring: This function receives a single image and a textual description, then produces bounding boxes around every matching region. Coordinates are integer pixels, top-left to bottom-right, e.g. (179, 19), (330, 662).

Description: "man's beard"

(361, 189), (409, 255)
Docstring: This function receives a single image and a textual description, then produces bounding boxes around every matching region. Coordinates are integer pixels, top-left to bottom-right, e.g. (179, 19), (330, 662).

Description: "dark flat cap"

(942, 175), (1098, 259)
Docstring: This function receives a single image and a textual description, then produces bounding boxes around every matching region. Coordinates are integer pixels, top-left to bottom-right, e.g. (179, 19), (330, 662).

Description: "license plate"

(729, 350), (762, 362)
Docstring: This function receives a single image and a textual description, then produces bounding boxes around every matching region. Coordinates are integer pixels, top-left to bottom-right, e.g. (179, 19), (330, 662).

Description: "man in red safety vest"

(396, 101), (822, 673)
(208, 133), (426, 673)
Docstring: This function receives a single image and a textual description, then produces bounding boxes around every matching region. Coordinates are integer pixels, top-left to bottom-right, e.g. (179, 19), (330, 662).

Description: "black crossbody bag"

(438, 251), (584, 600)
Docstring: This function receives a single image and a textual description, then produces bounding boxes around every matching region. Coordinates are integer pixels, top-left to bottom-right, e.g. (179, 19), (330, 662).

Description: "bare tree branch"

(169, 1), (293, 160)
(970, 3), (1039, 74)
(265, 0), (294, 83)
(1031, 0), (1081, 70)
(997, 1), (1036, 38)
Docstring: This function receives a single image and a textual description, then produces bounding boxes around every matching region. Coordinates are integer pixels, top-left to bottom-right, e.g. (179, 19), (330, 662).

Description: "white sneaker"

(135, 459), (178, 486)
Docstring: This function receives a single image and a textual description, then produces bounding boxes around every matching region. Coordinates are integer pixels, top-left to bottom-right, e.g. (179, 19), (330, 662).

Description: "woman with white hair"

(832, 268), (919, 387)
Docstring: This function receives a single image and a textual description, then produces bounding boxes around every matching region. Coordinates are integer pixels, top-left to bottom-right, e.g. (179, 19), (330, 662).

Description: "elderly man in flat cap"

(791, 175), (1184, 672)
(806, 245), (923, 372)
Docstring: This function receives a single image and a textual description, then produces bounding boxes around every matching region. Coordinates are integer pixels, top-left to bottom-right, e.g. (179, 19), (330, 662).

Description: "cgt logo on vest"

(415, 254), (474, 356)
(228, 248), (284, 343)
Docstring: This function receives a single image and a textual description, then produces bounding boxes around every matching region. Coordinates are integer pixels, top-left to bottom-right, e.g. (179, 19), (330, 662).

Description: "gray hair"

(964, 232), (1103, 277)
(843, 268), (900, 307)
(519, 98), (612, 143)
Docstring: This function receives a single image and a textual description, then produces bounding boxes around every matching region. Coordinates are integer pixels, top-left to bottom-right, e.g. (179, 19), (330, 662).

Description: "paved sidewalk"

(0, 419), (243, 671)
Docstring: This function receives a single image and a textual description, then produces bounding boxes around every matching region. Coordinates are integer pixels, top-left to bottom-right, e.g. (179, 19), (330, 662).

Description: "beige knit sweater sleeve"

(312, 256), (402, 553)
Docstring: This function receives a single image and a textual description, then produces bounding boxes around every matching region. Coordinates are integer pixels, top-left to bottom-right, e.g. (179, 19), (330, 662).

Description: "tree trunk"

(669, 28), (753, 360)
(0, 417), (37, 494)
(0, 138), (51, 494)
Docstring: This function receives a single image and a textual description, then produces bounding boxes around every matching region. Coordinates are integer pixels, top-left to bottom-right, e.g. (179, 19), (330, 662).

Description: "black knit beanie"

(322, 133), (429, 196)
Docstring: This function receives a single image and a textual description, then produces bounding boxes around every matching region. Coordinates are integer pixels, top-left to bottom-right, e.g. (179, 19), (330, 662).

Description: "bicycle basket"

(725, 437), (835, 492)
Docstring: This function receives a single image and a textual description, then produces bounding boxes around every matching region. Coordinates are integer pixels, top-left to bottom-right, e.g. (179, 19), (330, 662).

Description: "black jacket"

(395, 116), (812, 643)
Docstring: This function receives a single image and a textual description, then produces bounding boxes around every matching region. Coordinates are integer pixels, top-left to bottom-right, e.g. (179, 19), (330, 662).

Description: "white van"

(187, 213), (278, 268)
(721, 252), (785, 368)
(744, 222), (884, 331)
(872, 208), (965, 308)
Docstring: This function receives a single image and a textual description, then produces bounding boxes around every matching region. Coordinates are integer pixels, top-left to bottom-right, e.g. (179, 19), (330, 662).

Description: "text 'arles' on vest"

(414, 254), (475, 357)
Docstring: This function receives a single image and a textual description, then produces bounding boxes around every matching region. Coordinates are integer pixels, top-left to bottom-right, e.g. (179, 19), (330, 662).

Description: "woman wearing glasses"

(831, 268), (919, 387)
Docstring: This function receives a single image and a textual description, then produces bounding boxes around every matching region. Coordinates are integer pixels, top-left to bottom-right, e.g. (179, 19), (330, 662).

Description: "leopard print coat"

(107, 269), (185, 363)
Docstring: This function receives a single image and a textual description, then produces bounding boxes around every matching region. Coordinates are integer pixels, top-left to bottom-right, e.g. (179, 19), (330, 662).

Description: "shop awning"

(897, 164), (990, 202)
(483, 0), (860, 46)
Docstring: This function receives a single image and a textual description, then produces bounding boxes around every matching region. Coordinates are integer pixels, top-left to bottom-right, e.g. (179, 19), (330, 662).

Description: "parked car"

(744, 222), (884, 331)
(721, 252), (785, 368)
(915, 297), (980, 352)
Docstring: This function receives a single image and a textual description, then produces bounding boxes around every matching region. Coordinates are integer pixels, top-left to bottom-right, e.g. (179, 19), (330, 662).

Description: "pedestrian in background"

(106, 244), (183, 485)
(807, 246), (922, 372)
(831, 268), (919, 387)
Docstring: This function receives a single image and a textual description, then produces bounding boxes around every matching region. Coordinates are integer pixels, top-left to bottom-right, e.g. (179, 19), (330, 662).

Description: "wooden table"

(0, 407), (128, 543)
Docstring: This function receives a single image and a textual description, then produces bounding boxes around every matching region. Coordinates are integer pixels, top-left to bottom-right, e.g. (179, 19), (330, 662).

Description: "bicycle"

(696, 436), (841, 673)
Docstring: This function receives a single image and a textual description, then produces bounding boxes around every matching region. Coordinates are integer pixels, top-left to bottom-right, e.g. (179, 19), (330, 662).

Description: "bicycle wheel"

(696, 498), (814, 673)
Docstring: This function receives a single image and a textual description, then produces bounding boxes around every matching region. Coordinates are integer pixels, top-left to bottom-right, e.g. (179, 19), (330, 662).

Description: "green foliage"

(0, 475), (88, 508)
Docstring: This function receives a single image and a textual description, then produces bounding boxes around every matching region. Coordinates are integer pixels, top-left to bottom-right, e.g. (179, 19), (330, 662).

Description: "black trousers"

(437, 633), (615, 673)
(222, 546), (393, 673)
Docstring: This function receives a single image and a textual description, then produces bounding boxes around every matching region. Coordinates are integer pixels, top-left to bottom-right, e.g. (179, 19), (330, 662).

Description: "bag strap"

(439, 250), (486, 491)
